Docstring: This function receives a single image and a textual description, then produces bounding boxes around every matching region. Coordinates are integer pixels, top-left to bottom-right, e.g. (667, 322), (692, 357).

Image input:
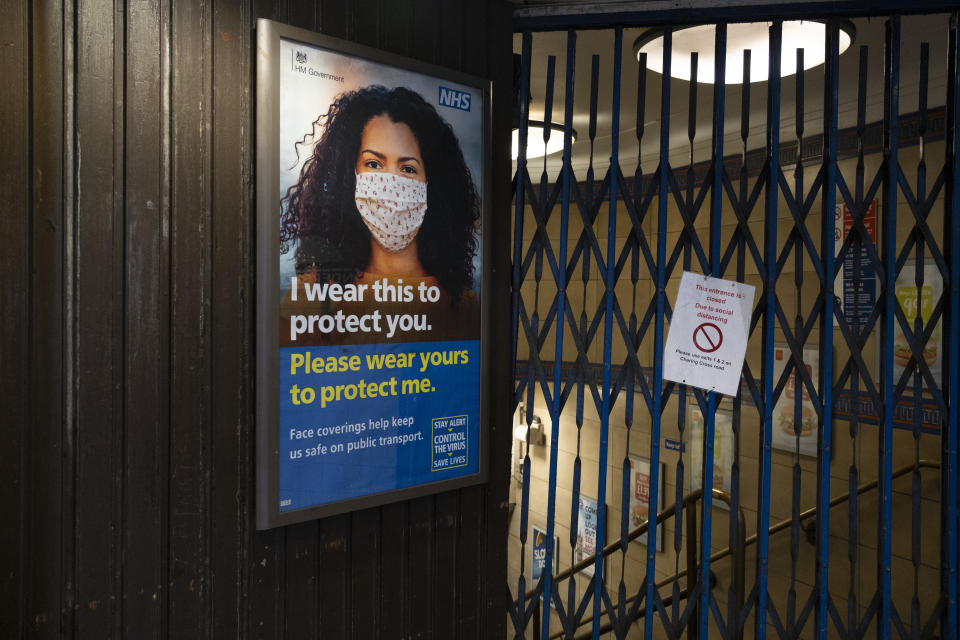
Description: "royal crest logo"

(295, 51), (307, 64)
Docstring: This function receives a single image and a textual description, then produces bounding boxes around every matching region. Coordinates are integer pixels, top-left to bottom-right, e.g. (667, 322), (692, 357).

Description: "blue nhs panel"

(278, 340), (480, 511)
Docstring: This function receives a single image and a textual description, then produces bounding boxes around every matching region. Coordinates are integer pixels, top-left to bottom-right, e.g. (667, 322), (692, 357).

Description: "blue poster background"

(278, 339), (480, 512)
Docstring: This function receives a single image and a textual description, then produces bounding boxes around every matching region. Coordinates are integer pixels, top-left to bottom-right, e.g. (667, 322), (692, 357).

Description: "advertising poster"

(834, 200), (878, 327)
(575, 495), (600, 577)
(532, 525), (559, 581)
(688, 405), (735, 509)
(772, 345), (819, 457)
(894, 261), (942, 384)
(628, 456), (665, 551)
(256, 21), (488, 527)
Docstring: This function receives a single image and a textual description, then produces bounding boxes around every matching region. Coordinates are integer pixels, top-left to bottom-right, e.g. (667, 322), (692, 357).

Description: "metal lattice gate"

(508, 9), (960, 640)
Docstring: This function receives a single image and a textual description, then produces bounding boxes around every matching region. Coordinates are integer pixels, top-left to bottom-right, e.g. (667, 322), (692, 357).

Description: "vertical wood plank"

(460, 0), (486, 77)
(286, 0), (315, 31)
(407, 0), (439, 64)
(319, 0), (349, 39)
(28, 0), (69, 636)
(210, 0), (253, 637)
(74, 0), (123, 635)
(378, 0), (410, 58)
(0, 0), (31, 635)
(407, 497), (434, 638)
(318, 514), (350, 638)
(352, 0), (378, 48)
(456, 487), (483, 640)
(432, 492), (459, 637)
(247, 530), (283, 640)
(123, 0), (170, 637)
(255, 0), (280, 22)
(449, 15), (492, 637)
(283, 522), (319, 636)
(247, 6), (285, 637)
(350, 508), (381, 638)
(168, 0), (212, 635)
(481, 3), (515, 638)
(437, 0), (462, 70)
(452, 16), (492, 637)
(378, 502), (408, 639)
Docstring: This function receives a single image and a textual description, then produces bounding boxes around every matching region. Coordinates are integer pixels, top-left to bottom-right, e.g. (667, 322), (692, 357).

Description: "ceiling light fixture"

(633, 21), (855, 84)
(511, 120), (578, 159)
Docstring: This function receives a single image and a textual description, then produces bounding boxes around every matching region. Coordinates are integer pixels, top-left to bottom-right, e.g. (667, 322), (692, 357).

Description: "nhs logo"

(438, 86), (471, 111)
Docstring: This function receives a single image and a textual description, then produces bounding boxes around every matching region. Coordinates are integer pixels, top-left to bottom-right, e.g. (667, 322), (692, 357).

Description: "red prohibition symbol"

(692, 322), (723, 353)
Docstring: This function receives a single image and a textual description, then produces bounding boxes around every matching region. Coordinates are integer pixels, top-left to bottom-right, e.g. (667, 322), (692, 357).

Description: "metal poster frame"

(255, 19), (492, 529)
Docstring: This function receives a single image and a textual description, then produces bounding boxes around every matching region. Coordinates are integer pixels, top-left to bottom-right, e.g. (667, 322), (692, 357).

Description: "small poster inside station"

(663, 272), (756, 397)
(688, 405), (734, 509)
(894, 261), (942, 384)
(772, 344), (819, 457)
(532, 525), (559, 581)
(256, 21), (489, 527)
(834, 200), (878, 327)
(575, 495), (599, 577)
(627, 455), (665, 550)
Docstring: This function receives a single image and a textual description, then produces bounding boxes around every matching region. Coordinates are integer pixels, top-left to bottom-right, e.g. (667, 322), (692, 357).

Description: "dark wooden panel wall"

(0, 0), (514, 637)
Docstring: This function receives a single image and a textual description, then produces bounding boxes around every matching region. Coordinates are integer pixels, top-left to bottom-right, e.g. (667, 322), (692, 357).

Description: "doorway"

(508, 9), (960, 640)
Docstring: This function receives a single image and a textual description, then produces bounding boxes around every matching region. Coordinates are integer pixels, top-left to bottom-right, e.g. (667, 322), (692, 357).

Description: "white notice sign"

(663, 272), (755, 396)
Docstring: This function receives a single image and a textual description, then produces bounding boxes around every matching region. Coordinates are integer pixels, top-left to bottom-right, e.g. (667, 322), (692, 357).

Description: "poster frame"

(575, 494), (603, 578)
(771, 343), (819, 458)
(532, 524), (560, 609)
(687, 403), (735, 510)
(833, 198), (878, 328)
(255, 19), (491, 529)
(893, 259), (943, 386)
(627, 455), (666, 551)
(532, 524), (560, 581)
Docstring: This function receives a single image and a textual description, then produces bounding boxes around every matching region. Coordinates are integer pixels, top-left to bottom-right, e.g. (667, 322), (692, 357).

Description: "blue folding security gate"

(508, 8), (960, 640)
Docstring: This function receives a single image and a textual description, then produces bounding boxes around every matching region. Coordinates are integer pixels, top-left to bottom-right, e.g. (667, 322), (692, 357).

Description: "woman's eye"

(400, 165), (418, 175)
(364, 159), (382, 169)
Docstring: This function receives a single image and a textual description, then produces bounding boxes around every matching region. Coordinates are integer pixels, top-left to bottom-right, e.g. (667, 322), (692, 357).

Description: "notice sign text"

(663, 272), (755, 396)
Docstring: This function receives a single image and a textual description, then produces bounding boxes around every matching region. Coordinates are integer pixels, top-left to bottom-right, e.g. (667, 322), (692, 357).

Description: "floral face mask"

(354, 172), (428, 252)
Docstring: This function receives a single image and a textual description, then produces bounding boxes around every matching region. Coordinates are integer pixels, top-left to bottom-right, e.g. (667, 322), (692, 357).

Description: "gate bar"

(592, 26), (622, 640)
(816, 19), (839, 640)
(700, 21), (727, 640)
(945, 13), (960, 639)
(511, 32), (532, 633)
(756, 20), (782, 640)
(644, 26), (672, 640)
(880, 15), (900, 640)
(510, 33), (531, 426)
(541, 29), (577, 639)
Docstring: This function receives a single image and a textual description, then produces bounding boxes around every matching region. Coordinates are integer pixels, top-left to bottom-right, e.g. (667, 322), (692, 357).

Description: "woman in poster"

(279, 85), (481, 346)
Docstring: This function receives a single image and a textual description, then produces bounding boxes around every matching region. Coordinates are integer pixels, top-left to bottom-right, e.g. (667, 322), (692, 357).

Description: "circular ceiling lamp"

(633, 21), (855, 84)
(511, 120), (578, 159)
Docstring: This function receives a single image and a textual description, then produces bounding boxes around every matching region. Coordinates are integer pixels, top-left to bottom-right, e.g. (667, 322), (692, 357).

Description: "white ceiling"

(513, 14), (951, 174)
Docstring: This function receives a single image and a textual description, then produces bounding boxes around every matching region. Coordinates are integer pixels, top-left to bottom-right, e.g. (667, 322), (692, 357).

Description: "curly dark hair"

(280, 85), (480, 306)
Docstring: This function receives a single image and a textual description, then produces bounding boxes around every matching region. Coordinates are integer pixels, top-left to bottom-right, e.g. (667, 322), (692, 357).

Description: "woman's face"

(355, 115), (427, 183)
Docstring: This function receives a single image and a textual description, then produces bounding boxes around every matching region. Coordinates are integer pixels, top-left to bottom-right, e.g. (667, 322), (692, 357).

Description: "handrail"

(747, 458), (939, 548)
(523, 487), (741, 602)
(532, 488), (747, 640)
(523, 457), (940, 639)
